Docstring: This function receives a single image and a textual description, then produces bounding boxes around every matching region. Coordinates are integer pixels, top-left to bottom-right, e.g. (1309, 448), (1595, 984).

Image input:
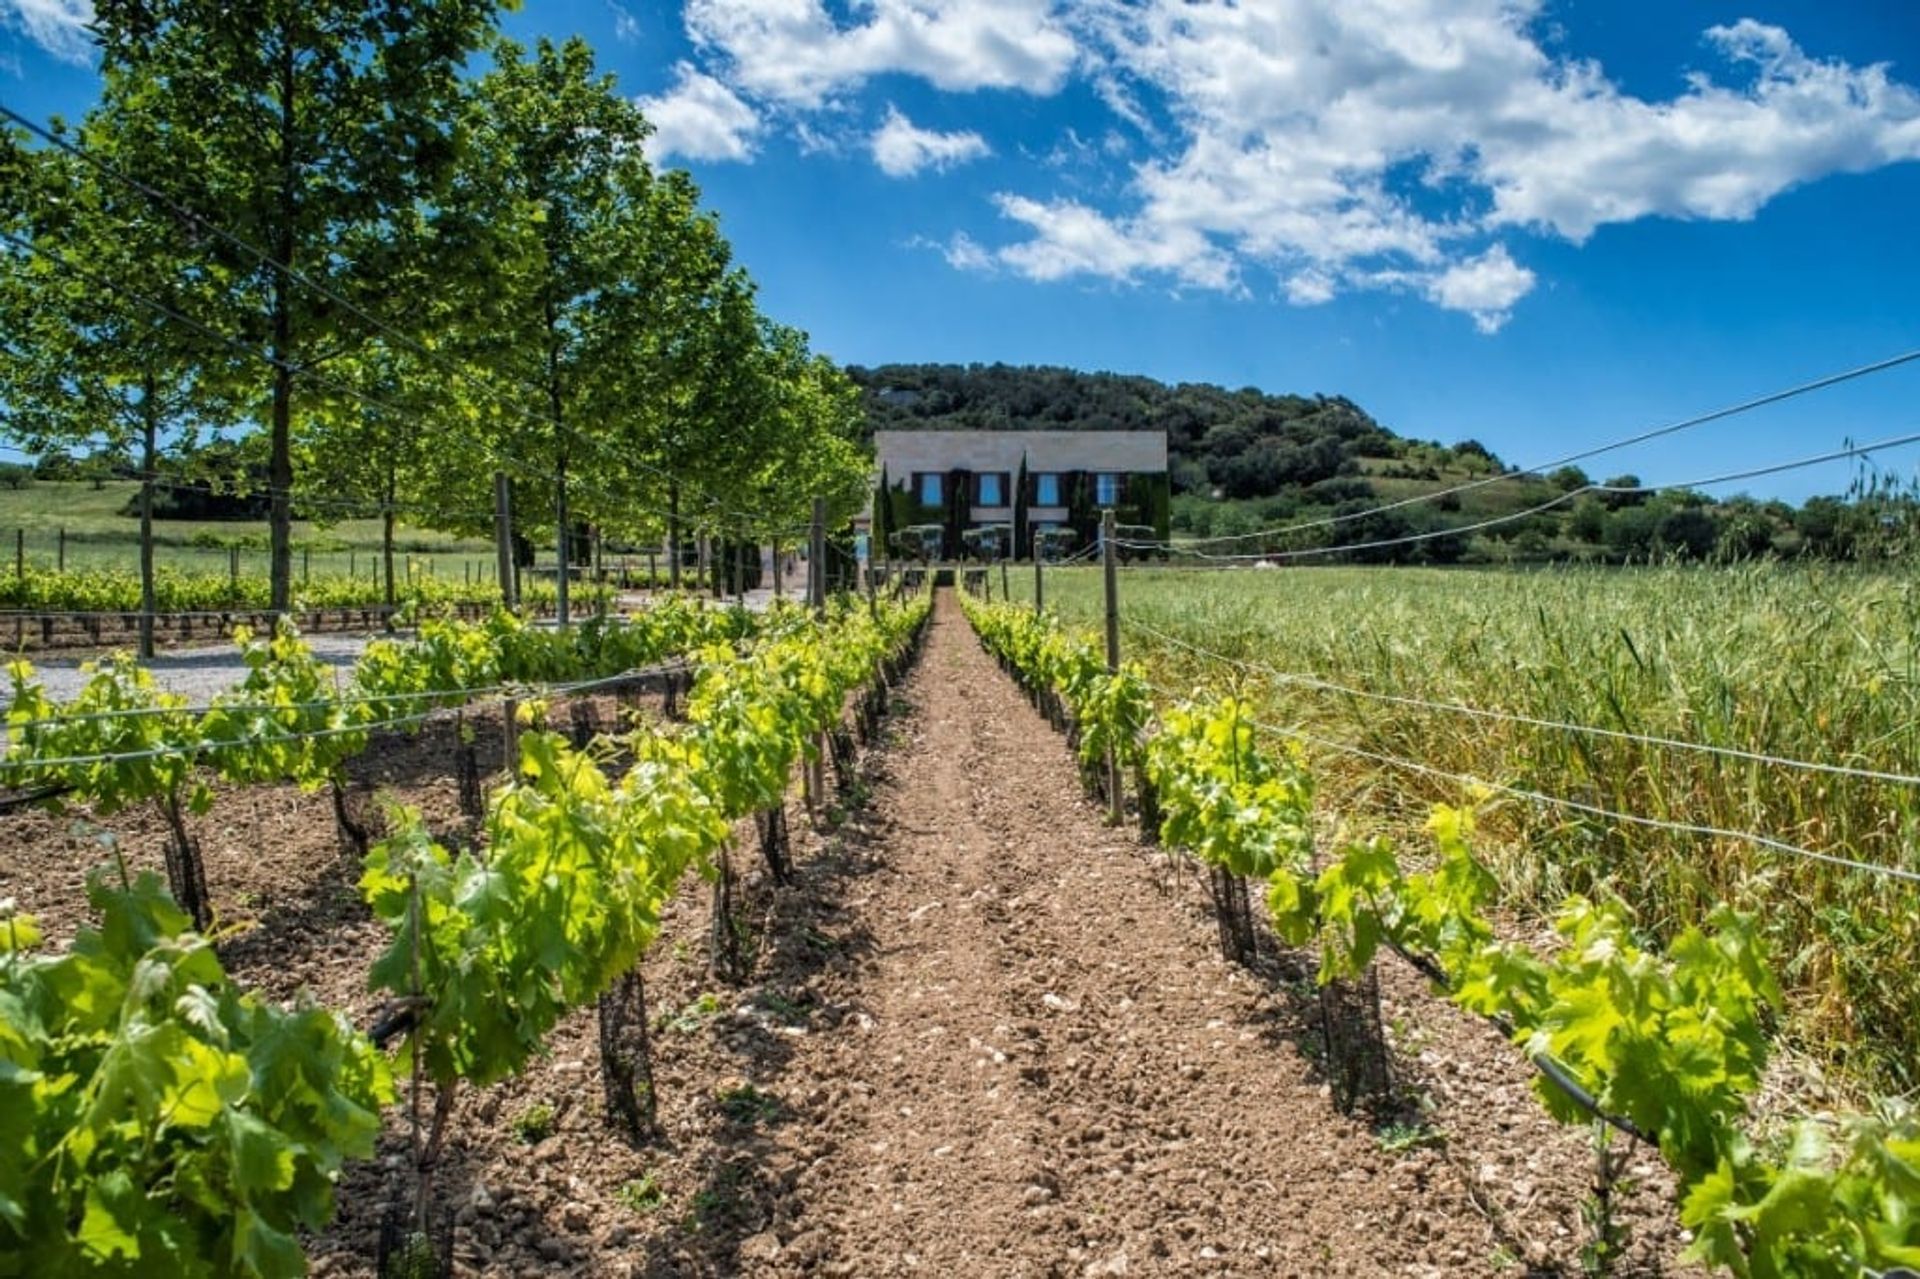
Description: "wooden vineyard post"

(13, 528), (21, 579)
(229, 545), (240, 600)
(1001, 556), (1009, 603)
(1101, 509), (1124, 824)
(808, 497), (830, 808)
(56, 526), (64, 573)
(1033, 544), (1043, 612)
(493, 471), (516, 610)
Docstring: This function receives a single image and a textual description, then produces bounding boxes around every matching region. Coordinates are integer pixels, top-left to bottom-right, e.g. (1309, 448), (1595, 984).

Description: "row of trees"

(0, 1), (870, 642)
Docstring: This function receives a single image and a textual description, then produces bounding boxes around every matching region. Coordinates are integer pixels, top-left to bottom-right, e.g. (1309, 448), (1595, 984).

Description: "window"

(1096, 473), (1122, 505)
(1033, 472), (1061, 505)
(916, 472), (942, 506)
(976, 472), (1006, 506)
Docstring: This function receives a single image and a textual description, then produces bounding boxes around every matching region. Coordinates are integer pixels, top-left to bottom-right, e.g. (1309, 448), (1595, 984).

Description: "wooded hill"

(849, 362), (1914, 565)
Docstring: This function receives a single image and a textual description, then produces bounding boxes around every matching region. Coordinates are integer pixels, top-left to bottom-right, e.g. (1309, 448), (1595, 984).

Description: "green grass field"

(0, 480), (678, 589)
(1021, 561), (1920, 1094)
(0, 480), (500, 583)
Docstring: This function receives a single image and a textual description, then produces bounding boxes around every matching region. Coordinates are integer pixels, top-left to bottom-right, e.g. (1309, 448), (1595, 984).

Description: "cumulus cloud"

(870, 105), (990, 177)
(986, 193), (1238, 292)
(651, 0), (1920, 329)
(1, 0), (93, 64)
(637, 62), (763, 163)
(1423, 244), (1535, 332)
(948, 1), (1920, 330)
(685, 0), (1078, 108)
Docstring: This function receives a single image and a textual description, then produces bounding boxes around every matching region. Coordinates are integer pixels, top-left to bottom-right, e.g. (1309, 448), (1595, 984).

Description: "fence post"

(1101, 508), (1123, 824)
(56, 527), (64, 573)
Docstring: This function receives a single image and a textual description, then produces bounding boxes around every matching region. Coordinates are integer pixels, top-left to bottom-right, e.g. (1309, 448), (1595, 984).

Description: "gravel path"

(21, 587), (795, 703)
(27, 632), (377, 703)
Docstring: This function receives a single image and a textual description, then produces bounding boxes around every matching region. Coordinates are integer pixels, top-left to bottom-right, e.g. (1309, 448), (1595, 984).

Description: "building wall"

(872, 430), (1170, 560)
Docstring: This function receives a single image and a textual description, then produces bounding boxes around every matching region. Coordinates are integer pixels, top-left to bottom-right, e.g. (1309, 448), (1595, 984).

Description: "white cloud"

(637, 62), (762, 163)
(986, 193), (1238, 292)
(870, 105), (989, 177)
(957, 1), (1920, 330)
(1422, 244), (1534, 332)
(685, 0), (1078, 108)
(1, 0), (93, 64)
(941, 231), (993, 272)
(654, 0), (1920, 329)
(606, 2), (641, 43)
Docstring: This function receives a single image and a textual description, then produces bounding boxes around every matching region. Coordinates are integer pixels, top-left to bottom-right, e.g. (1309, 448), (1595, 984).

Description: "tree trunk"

(668, 482), (681, 590)
(382, 467), (397, 617)
(554, 456), (570, 626)
(548, 303), (570, 626)
(268, 33), (297, 616)
(138, 375), (158, 660)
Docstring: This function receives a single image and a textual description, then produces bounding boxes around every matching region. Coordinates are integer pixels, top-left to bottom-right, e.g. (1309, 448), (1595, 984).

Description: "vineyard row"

(0, 585), (933, 1277)
(961, 593), (1920, 1279)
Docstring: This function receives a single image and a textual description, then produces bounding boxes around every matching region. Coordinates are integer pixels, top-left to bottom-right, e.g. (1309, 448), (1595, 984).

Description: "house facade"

(869, 429), (1170, 560)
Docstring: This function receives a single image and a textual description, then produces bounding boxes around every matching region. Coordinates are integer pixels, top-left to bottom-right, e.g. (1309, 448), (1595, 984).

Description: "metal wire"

(1138, 677), (1920, 887)
(0, 659), (693, 773)
(1129, 621), (1920, 790)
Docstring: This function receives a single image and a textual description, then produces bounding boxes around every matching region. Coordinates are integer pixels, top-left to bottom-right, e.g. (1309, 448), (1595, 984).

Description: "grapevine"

(963, 595), (1920, 1277)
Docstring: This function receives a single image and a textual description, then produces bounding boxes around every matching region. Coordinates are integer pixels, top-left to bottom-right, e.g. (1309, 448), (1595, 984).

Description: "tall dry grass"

(1030, 561), (1920, 1092)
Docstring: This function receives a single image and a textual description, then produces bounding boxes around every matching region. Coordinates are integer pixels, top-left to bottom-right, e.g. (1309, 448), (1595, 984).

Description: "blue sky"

(5, 0), (1920, 500)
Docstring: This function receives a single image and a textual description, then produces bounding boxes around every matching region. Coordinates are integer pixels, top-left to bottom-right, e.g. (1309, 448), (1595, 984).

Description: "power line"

(1124, 429), (1920, 562)
(1138, 676), (1920, 887)
(1171, 351), (1920, 548)
(1129, 621), (1920, 789)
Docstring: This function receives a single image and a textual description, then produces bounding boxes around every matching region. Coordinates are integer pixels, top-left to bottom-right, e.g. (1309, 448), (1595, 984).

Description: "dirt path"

(39, 585), (1688, 1277)
(646, 591), (1690, 1277)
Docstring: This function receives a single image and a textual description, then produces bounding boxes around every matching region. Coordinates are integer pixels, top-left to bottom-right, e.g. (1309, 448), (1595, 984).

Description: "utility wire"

(1170, 349), (1920, 547)
(1122, 430), (1920, 562)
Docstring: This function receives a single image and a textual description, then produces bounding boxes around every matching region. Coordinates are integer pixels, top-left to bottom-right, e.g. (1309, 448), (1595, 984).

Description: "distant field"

(0, 481), (672, 587)
(1023, 561), (1920, 1093)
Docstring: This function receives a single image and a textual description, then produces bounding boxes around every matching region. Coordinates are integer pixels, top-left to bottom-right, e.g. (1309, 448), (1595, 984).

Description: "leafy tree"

(441, 35), (658, 620)
(87, 0), (505, 612)
(0, 121), (230, 655)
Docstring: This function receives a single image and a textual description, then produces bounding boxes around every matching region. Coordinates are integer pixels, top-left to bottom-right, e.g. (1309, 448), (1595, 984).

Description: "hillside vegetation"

(851, 362), (1912, 564)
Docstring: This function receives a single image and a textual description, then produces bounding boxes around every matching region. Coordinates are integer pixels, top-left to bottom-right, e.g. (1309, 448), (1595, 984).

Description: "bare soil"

(3, 591), (1698, 1276)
